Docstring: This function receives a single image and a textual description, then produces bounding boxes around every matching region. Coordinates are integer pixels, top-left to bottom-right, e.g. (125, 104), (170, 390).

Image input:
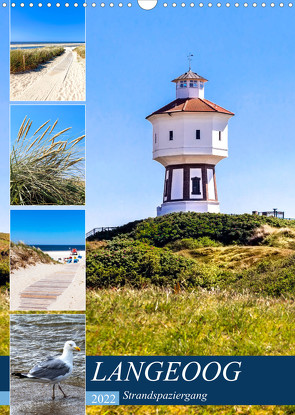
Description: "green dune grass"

(10, 47), (65, 73)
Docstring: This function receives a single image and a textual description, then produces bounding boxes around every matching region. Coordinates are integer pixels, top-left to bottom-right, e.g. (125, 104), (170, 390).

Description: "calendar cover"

(0, 1), (294, 414)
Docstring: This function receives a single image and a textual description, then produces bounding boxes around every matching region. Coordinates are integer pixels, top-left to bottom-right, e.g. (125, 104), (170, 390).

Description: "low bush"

(86, 237), (227, 289)
(167, 237), (222, 251)
(88, 212), (295, 246)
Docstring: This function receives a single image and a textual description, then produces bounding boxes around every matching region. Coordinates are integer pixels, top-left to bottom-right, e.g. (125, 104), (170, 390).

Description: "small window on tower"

(189, 80), (198, 88)
(191, 177), (201, 195)
(155, 133), (157, 143)
(219, 131), (222, 141)
(200, 82), (204, 89)
(164, 179), (169, 197)
(169, 131), (173, 141)
(196, 130), (200, 140)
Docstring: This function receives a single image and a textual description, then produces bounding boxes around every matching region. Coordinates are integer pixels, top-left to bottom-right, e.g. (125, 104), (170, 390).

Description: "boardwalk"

(19, 264), (79, 310)
(11, 262), (85, 311)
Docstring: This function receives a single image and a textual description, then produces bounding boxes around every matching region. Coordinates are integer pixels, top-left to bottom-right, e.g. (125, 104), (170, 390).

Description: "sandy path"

(10, 47), (85, 101)
(10, 261), (85, 311)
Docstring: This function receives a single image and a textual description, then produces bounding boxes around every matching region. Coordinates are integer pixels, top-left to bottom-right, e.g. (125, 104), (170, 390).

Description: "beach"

(10, 250), (86, 311)
(10, 46), (85, 101)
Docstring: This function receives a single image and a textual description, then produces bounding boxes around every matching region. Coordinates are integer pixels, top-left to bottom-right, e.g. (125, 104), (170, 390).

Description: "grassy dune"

(74, 45), (85, 59)
(0, 233), (9, 286)
(10, 47), (65, 74)
(10, 242), (56, 271)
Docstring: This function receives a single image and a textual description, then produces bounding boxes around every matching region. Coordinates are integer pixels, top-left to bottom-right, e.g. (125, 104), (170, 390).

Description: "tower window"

(200, 82), (204, 89)
(196, 130), (200, 140)
(191, 177), (201, 195)
(180, 81), (187, 88)
(169, 131), (173, 141)
(164, 178), (169, 197)
(154, 133), (157, 143)
(219, 131), (222, 141)
(189, 80), (198, 88)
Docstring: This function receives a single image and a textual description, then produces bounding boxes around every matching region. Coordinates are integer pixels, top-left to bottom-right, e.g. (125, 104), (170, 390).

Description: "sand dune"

(10, 47), (85, 101)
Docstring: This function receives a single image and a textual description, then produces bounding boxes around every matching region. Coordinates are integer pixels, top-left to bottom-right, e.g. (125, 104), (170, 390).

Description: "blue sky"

(0, 6), (295, 233)
(10, 210), (85, 245)
(85, 6), (295, 230)
(10, 104), (85, 147)
(11, 6), (85, 42)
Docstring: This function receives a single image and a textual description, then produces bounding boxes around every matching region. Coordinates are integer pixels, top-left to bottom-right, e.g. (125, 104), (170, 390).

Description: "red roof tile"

(146, 98), (234, 118)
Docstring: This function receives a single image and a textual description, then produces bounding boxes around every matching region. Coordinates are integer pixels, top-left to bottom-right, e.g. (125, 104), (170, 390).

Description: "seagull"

(12, 340), (81, 399)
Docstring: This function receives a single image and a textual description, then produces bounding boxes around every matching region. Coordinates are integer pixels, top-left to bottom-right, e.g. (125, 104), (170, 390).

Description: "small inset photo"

(10, 6), (85, 101)
(10, 105), (85, 206)
(10, 209), (85, 311)
(10, 314), (85, 415)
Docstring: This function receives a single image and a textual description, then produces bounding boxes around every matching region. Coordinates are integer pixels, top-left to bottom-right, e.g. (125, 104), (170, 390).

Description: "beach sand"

(10, 47), (85, 101)
(10, 251), (86, 311)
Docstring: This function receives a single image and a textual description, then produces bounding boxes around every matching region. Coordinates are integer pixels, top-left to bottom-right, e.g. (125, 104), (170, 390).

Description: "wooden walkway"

(18, 264), (80, 311)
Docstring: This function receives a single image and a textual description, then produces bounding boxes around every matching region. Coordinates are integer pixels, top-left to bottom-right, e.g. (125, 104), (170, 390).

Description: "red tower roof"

(146, 98), (234, 119)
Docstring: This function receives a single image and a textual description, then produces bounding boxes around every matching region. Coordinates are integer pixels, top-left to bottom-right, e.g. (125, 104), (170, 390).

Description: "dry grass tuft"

(10, 117), (85, 205)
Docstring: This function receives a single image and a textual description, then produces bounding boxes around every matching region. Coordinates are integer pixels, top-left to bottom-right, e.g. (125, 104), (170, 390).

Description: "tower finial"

(187, 52), (193, 71)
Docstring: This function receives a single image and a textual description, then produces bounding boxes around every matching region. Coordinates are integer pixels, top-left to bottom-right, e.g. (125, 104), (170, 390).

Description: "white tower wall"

(146, 68), (234, 216)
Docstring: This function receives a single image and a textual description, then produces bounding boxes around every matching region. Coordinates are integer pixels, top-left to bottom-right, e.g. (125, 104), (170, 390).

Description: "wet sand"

(10, 47), (85, 101)
(10, 380), (85, 415)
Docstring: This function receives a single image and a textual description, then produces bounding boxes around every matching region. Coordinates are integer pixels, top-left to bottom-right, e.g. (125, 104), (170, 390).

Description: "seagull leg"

(58, 384), (67, 398)
(52, 384), (55, 400)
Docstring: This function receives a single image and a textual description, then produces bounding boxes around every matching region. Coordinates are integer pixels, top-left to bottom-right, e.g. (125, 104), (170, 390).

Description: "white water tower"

(146, 66), (234, 216)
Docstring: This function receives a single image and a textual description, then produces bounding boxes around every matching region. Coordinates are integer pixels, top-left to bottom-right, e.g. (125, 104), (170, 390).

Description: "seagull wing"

(28, 356), (71, 381)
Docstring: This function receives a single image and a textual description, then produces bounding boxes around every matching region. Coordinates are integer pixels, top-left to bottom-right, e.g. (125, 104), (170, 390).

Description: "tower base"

(157, 201), (220, 216)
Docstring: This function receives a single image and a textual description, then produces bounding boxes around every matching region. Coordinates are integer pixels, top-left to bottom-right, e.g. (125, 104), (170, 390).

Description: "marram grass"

(86, 404), (295, 414)
(10, 46), (65, 74)
(86, 287), (295, 356)
(10, 116), (85, 205)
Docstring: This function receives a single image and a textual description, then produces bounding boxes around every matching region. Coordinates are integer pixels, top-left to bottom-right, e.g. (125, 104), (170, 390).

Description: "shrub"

(86, 237), (226, 289)
(88, 212), (295, 246)
(167, 237), (222, 251)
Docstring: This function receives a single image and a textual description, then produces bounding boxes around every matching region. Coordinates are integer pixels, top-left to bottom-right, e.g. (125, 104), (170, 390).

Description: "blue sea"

(30, 244), (85, 251)
(11, 41), (84, 50)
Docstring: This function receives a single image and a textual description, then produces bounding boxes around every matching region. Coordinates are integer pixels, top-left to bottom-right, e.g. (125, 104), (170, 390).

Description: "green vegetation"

(10, 116), (85, 205)
(86, 405), (295, 414)
(89, 212), (295, 246)
(74, 45), (85, 59)
(0, 289), (9, 355)
(87, 288), (295, 356)
(86, 212), (295, 412)
(0, 233), (9, 286)
(10, 46), (65, 73)
(10, 242), (56, 271)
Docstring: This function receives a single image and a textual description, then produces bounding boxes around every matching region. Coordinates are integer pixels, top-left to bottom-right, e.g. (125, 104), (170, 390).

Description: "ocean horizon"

(29, 244), (85, 251)
(10, 41), (85, 50)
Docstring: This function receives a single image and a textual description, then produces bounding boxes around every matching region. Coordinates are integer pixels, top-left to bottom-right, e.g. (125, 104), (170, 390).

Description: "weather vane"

(187, 52), (193, 71)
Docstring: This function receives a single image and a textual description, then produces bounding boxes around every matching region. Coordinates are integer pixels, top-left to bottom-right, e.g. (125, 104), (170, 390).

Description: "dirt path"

(10, 47), (85, 101)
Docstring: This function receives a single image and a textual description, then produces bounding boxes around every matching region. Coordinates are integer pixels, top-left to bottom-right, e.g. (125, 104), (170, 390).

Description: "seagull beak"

(74, 346), (81, 351)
